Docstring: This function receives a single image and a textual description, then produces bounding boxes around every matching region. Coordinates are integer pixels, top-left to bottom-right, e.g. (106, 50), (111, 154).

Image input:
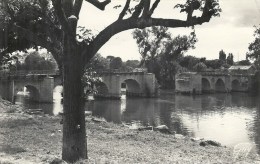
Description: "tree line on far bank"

(0, 51), (57, 72)
(85, 53), (140, 72)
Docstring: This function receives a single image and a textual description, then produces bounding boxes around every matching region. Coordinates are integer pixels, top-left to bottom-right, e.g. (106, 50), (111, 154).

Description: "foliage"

(124, 60), (140, 70)
(133, 26), (197, 88)
(21, 51), (56, 70)
(110, 57), (123, 69)
(175, 0), (221, 17)
(193, 62), (207, 72)
(86, 54), (140, 72)
(236, 60), (251, 66)
(85, 53), (109, 71)
(0, 0), (62, 67)
(81, 71), (102, 96)
(227, 53), (234, 65)
(205, 59), (222, 69)
(219, 49), (226, 61)
(247, 25), (260, 69)
(179, 55), (200, 71)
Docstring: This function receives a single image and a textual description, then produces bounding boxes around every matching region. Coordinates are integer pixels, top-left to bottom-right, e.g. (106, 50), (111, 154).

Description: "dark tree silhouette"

(219, 49), (226, 61)
(247, 25), (260, 69)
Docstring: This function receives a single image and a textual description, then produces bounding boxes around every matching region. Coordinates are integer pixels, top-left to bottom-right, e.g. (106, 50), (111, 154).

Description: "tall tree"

(110, 57), (123, 69)
(85, 53), (109, 71)
(1, 0), (221, 162)
(125, 60), (140, 69)
(22, 51), (57, 70)
(247, 25), (260, 69)
(133, 26), (197, 88)
(193, 61), (207, 72)
(227, 53), (234, 65)
(237, 59), (251, 66)
(179, 55), (200, 70)
(219, 49), (226, 61)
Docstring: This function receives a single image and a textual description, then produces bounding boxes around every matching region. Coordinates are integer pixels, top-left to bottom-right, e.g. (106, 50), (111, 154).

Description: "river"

(15, 87), (260, 154)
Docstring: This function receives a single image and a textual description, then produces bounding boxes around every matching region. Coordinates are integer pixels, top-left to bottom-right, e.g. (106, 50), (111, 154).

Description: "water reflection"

(15, 85), (63, 115)
(15, 88), (260, 154)
(88, 93), (260, 149)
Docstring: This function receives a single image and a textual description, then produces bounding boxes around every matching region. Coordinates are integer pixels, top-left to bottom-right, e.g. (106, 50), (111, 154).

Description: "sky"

(78, 0), (260, 61)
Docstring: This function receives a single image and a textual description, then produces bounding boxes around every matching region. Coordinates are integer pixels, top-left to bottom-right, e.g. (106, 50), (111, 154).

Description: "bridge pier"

(38, 77), (54, 103)
(0, 80), (15, 102)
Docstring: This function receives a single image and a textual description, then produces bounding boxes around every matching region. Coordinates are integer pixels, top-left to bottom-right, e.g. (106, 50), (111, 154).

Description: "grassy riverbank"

(0, 99), (259, 163)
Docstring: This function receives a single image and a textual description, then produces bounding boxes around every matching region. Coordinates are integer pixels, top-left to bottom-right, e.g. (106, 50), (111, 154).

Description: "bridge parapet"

(200, 71), (229, 76)
(0, 70), (60, 78)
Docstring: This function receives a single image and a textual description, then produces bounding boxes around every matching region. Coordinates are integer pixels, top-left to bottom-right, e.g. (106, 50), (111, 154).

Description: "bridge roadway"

(0, 70), (158, 103)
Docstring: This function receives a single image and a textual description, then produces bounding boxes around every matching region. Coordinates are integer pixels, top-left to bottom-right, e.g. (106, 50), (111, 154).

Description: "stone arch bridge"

(0, 70), (158, 103)
(176, 71), (254, 94)
(94, 72), (158, 99)
(0, 70), (61, 103)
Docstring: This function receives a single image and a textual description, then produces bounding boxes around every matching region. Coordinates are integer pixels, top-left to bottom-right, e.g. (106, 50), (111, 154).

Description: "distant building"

(228, 65), (256, 75)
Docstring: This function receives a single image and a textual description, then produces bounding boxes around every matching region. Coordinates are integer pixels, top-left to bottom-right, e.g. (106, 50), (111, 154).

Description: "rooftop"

(228, 65), (254, 70)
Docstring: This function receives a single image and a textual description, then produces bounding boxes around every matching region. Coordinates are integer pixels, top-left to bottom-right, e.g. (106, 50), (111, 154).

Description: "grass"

(0, 98), (259, 163)
(0, 145), (26, 155)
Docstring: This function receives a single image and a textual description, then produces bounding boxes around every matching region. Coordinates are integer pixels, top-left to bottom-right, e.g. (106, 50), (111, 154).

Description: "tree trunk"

(62, 42), (86, 162)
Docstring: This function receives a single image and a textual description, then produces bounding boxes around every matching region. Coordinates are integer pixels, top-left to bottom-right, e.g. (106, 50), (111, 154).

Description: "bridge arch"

(24, 85), (40, 102)
(122, 79), (142, 96)
(215, 78), (226, 92)
(232, 79), (240, 91)
(202, 78), (211, 93)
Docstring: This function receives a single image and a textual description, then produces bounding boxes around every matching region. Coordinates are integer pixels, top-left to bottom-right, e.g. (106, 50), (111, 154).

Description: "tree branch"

(147, 0), (160, 17)
(52, 0), (74, 36)
(118, 0), (131, 20)
(141, 0), (150, 18)
(85, 0), (111, 10)
(81, 0), (217, 67)
(131, 0), (145, 18)
(202, 0), (213, 17)
(73, 0), (83, 18)
(10, 24), (62, 65)
(61, 0), (73, 17)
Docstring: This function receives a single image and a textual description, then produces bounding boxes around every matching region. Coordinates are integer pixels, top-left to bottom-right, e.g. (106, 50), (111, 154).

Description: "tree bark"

(62, 40), (86, 162)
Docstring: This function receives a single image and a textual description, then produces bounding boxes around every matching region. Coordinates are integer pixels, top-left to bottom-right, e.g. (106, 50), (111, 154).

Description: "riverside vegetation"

(0, 99), (259, 164)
